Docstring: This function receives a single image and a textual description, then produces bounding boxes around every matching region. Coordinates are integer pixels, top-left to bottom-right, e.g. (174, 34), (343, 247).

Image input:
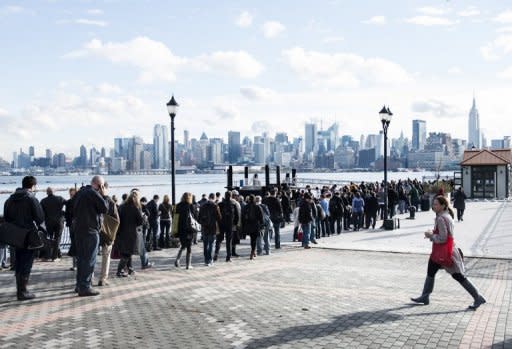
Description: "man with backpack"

(262, 189), (283, 249)
(199, 193), (221, 266)
(214, 191), (239, 262)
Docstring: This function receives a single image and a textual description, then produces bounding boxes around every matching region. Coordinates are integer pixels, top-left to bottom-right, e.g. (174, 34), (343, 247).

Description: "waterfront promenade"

(0, 200), (511, 348)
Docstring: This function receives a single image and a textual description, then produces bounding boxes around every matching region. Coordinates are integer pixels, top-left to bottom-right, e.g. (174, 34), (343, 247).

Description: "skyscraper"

(412, 120), (426, 151)
(305, 123), (317, 153)
(153, 124), (169, 169)
(228, 131), (241, 163)
(79, 145), (87, 168)
(468, 97), (481, 149)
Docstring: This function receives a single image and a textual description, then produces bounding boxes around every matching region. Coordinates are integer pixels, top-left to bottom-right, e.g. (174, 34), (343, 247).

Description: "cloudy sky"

(1, 1), (512, 159)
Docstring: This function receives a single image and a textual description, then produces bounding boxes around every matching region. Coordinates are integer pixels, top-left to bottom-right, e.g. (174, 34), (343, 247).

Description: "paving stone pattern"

(0, 244), (511, 348)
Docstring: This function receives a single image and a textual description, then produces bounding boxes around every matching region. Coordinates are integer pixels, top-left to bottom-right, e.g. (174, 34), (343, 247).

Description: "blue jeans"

(202, 234), (215, 264)
(76, 232), (99, 292)
(149, 220), (159, 248)
(301, 223), (311, 247)
(139, 231), (149, 267)
(0, 245), (7, 267)
(257, 227), (271, 255)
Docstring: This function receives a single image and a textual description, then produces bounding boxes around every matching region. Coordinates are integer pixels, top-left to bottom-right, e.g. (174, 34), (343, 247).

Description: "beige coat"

(430, 211), (465, 275)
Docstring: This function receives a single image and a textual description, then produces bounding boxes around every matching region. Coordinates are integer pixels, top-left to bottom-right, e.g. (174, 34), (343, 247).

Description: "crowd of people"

(3, 175), (481, 310)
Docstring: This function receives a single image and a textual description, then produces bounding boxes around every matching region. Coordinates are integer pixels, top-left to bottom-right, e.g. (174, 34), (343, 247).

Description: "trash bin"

(421, 198), (430, 211)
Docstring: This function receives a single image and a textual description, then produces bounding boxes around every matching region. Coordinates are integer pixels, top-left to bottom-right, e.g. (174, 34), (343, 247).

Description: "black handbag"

(0, 222), (44, 249)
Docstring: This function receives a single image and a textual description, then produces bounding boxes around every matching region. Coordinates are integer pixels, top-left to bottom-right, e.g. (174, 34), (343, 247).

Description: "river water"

(0, 171), (453, 208)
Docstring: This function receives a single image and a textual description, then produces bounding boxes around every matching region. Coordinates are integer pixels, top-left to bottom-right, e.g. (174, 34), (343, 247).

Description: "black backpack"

(220, 201), (234, 224)
(199, 203), (216, 227)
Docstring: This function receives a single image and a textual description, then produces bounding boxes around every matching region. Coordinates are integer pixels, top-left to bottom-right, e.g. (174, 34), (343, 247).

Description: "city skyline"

(1, 1), (512, 159)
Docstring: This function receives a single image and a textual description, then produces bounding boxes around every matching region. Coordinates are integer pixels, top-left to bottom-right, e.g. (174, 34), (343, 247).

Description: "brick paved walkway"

(0, 242), (511, 348)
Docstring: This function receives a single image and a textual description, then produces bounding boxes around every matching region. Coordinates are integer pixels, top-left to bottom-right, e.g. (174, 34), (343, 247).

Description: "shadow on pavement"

(244, 305), (411, 349)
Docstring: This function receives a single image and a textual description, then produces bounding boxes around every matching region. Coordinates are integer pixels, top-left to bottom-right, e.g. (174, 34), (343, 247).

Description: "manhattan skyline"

(1, 1), (512, 159)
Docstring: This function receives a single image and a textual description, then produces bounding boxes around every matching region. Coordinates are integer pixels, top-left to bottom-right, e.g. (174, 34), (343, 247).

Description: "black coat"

(73, 186), (108, 235)
(40, 194), (66, 224)
(242, 202), (264, 235)
(3, 188), (44, 230)
(453, 190), (467, 210)
(146, 200), (158, 222)
(116, 203), (143, 255)
(262, 196), (283, 223)
(176, 202), (197, 241)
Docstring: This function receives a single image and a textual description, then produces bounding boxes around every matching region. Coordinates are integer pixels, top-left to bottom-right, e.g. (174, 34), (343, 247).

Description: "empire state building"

(468, 97), (481, 149)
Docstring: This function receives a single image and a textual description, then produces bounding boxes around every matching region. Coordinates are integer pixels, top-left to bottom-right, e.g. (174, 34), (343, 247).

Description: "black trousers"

(456, 208), (465, 221)
(329, 216), (342, 234)
(159, 220), (171, 246)
(46, 219), (64, 260)
(427, 258), (465, 283)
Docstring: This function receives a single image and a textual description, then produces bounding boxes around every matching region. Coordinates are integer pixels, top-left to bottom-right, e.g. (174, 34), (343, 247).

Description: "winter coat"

(218, 199), (239, 231)
(262, 196), (283, 223)
(116, 203), (143, 255)
(430, 211), (465, 275)
(453, 190), (467, 210)
(176, 202), (197, 241)
(73, 185), (108, 235)
(146, 200), (158, 222)
(3, 188), (44, 231)
(158, 202), (172, 220)
(40, 194), (66, 225)
(241, 202), (264, 235)
(199, 201), (221, 235)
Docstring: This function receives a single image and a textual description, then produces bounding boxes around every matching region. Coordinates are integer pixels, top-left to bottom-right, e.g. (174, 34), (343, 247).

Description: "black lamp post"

(379, 105), (393, 229)
(166, 95), (179, 206)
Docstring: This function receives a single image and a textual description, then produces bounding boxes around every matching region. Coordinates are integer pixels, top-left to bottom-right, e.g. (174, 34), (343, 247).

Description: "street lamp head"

(379, 105), (389, 123)
(386, 106), (393, 123)
(166, 95), (179, 117)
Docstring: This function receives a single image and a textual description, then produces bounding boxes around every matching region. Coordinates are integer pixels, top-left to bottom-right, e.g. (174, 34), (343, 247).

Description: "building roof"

(460, 149), (512, 166)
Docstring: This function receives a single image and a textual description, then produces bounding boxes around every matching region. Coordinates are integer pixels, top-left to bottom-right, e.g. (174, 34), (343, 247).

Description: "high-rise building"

(184, 130), (190, 150)
(131, 136), (144, 171)
(228, 131), (241, 163)
(79, 145), (87, 168)
(275, 132), (288, 144)
(45, 149), (52, 159)
(412, 119), (426, 151)
(305, 123), (317, 153)
(153, 125), (169, 169)
(28, 146), (35, 157)
(209, 138), (223, 164)
(468, 97), (481, 149)
(253, 142), (265, 164)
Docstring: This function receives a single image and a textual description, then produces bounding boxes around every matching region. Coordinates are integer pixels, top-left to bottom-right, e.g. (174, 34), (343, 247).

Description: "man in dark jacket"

(146, 195), (160, 250)
(40, 187), (66, 261)
(262, 189), (283, 249)
(453, 187), (467, 222)
(3, 176), (44, 301)
(364, 191), (380, 229)
(214, 191), (239, 262)
(329, 191), (343, 234)
(298, 193), (314, 249)
(199, 193), (221, 266)
(73, 176), (108, 297)
(64, 188), (77, 271)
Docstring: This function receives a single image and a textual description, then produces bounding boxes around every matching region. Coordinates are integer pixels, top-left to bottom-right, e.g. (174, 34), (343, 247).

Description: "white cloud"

(457, 7), (480, 17)
(322, 36), (344, 44)
(262, 21), (285, 38)
(411, 99), (461, 118)
(497, 27), (512, 33)
(0, 5), (24, 15)
(251, 120), (272, 134)
(214, 104), (239, 120)
(235, 11), (252, 28)
(96, 83), (122, 95)
(480, 34), (512, 61)
(75, 18), (108, 27)
(282, 47), (412, 88)
(406, 16), (458, 26)
(417, 7), (450, 16)
(448, 66), (462, 75)
(493, 10), (512, 24)
(498, 66), (512, 79)
(57, 18), (109, 27)
(197, 51), (264, 78)
(0, 108), (8, 117)
(362, 16), (386, 25)
(87, 9), (104, 16)
(240, 86), (277, 101)
(64, 37), (264, 82)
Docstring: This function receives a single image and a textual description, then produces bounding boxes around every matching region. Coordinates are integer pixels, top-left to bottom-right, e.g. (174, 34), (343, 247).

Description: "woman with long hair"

(115, 190), (143, 277)
(158, 195), (172, 248)
(411, 195), (486, 310)
(174, 192), (198, 269)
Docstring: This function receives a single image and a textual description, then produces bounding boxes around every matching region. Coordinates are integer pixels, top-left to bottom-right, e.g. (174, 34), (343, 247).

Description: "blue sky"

(1, 0), (512, 159)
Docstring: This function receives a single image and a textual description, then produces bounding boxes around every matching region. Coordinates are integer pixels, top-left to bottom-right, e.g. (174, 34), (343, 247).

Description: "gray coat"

(430, 211), (465, 275)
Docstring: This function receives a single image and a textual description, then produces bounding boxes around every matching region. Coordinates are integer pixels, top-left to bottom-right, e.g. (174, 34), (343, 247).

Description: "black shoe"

(213, 254), (218, 262)
(78, 288), (100, 297)
(232, 252), (240, 257)
(116, 271), (128, 278)
(128, 268), (136, 276)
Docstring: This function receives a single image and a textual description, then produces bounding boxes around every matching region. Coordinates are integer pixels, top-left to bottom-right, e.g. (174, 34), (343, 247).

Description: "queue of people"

(1, 175), (484, 311)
